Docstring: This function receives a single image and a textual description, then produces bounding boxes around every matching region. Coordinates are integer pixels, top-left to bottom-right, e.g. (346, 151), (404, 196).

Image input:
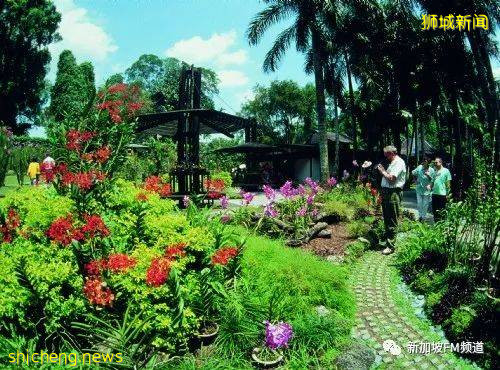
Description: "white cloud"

(236, 89), (255, 105)
(218, 70), (249, 87)
(49, 0), (117, 64)
(165, 30), (247, 67)
(217, 50), (248, 66)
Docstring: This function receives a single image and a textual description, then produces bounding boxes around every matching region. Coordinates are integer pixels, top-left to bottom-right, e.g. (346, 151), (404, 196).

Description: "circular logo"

(383, 339), (402, 356)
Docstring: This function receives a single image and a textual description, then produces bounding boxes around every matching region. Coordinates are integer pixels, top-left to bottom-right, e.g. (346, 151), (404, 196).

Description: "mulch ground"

(302, 222), (354, 257)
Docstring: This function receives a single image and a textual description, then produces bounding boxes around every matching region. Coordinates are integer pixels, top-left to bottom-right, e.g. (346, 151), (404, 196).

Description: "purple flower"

(221, 214), (231, 224)
(296, 206), (307, 217)
(220, 195), (229, 209)
(306, 194), (315, 205)
(352, 160), (359, 167)
(327, 177), (337, 187)
(241, 192), (254, 205)
(183, 195), (190, 208)
(311, 208), (319, 218)
(280, 181), (295, 198)
(296, 184), (306, 196)
(264, 203), (278, 218)
(342, 170), (350, 180)
(263, 185), (276, 201)
(265, 321), (293, 350)
(304, 177), (319, 194)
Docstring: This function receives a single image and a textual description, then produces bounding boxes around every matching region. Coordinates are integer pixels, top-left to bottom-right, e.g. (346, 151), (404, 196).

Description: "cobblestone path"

(351, 252), (474, 369)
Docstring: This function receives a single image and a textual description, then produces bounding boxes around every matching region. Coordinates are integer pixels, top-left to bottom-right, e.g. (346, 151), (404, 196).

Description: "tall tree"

(123, 54), (219, 111)
(0, 0), (61, 134)
(49, 50), (95, 122)
(247, 0), (331, 181)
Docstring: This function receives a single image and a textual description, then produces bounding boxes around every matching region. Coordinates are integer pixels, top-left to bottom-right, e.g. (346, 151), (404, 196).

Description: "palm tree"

(247, 0), (331, 181)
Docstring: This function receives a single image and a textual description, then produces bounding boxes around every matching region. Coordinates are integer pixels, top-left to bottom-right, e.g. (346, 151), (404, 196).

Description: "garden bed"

(302, 222), (352, 258)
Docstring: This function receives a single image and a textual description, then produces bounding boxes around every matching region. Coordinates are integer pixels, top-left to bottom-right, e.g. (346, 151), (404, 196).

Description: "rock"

(316, 305), (331, 317)
(317, 229), (332, 238)
(336, 343), (376, 370)
(357, 237), (370, 244)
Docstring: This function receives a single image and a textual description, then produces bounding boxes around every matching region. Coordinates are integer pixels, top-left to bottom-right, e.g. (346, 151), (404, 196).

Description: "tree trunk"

(312, 30), (329, 181)
(344, 49), (357, 157)
(333, 92), (340, 177)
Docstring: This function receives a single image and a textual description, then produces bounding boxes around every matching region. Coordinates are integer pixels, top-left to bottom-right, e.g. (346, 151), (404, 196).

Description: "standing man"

(431, 157), (451, 222)
(377, 145), (406, 255)
(412, 156), (434, 221)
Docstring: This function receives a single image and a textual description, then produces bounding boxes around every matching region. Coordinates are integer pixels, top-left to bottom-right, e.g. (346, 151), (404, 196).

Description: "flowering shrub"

(204, 178), (226, 199)
(143, 175), (172, 198)
(211, 247), (238, 265)
(0, 208), (20, 243)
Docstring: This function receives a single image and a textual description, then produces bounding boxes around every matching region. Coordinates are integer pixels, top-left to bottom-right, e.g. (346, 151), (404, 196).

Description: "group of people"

(376, 145), (452, 255)
(27, 154), (55, 185)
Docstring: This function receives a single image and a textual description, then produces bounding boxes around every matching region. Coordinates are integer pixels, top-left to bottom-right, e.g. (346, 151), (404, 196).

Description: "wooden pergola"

(137, 66), (254, 199)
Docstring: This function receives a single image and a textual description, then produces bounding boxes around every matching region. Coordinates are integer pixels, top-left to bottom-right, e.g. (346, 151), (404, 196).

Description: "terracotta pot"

(251, 347), (283, 368)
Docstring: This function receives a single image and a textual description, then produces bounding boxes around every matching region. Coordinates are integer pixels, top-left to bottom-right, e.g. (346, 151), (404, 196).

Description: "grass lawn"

(0, 171), (29, 197)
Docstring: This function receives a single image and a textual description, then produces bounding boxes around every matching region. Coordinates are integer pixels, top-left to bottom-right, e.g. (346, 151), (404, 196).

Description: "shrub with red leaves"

(165, 242), (187, 259)
(83, 277), (115, 306)
(211, 247), (239, 265)
(107, 253), (137, 273)
(81, 214), (110, 239)
(146, 257), (171, 287)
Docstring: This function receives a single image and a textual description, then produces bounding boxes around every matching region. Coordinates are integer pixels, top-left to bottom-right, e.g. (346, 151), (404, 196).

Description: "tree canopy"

(0, 0), (61, 134)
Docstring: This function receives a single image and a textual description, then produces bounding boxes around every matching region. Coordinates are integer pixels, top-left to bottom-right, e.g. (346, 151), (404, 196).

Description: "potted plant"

(252, 321), (293, 368)
(194, 268), (222, 346)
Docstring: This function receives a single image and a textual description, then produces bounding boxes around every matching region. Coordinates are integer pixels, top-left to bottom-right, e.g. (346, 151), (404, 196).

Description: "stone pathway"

(351, 252), (475, 369)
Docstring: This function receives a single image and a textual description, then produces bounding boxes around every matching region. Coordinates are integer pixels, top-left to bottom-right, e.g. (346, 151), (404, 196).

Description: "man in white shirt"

(376, 145), (406, 254)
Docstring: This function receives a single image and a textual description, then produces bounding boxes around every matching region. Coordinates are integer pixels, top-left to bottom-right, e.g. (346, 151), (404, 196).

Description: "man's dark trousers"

(381, 187), (402, 247)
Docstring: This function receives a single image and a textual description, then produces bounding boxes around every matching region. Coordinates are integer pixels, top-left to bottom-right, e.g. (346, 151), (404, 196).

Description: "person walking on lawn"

(412, 156), (434, 221)
(377, 145), (406, 255)
(27, 157), (41, 185)
(431, 157), (451, 222)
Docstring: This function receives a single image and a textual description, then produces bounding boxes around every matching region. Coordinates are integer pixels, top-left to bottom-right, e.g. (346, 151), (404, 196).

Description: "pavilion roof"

(137, 109), (252, 138)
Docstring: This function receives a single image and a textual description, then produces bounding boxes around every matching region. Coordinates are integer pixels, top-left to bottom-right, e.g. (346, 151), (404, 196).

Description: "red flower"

(207, 191), (222, 199)
(94, 146), (111, 163)
(55, 163), (68, 175)
(107, 253), (136, 273)
(83, 277), (114, 307)
(81, 214), (110, 239)
(146, 257), (171, 287)
(108, 83), (128, 94)
(127, 102), (143, 114)
(84, 259), (107, 276)
(165, 242), (187, 259)
(46, 215), (76, 246)
(144, 176), (171, 198)
(370, 188), (378, 197)
(81, 153), (94, 162)
(211, 247), (238, 266)
(73, 172), (93, 190)
(65, 130), (96, 151)
(61, 171), (75, 186)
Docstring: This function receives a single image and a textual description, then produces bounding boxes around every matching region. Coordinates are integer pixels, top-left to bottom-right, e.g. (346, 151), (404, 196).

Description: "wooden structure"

(137, 66), (253, 199)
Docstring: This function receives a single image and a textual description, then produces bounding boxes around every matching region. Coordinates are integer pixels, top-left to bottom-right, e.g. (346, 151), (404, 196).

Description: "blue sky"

(46, 0), (313, 114)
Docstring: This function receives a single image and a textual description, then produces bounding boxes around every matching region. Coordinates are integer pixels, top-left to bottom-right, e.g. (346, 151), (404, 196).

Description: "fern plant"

(71, 306), (158, 369)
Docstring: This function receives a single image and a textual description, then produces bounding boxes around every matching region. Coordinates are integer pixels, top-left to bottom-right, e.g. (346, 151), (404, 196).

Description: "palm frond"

(263, 25), (297, 72)
(246, 3), (294, 45)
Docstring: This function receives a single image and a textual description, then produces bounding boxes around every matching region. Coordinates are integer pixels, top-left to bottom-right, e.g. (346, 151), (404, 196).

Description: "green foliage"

(123, 54), (219, 111)
(213, 230), (355, 365)
(0, 186), (74, 234)
(322, 200), (354, 221)
(444, 307), (476, 338)
(345, 240), (366, 260)
(9, 146), (46, 185)
(241, 80), (317, 144)
(346, 220), (370, 238)
(0, 127), (10, 186)
(211, 171), (232, 188)
(0, 0), (61, 134)
(48, 50), (96, 123)
(145, 137), (177, 175)
(200, 137), (243, 173)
